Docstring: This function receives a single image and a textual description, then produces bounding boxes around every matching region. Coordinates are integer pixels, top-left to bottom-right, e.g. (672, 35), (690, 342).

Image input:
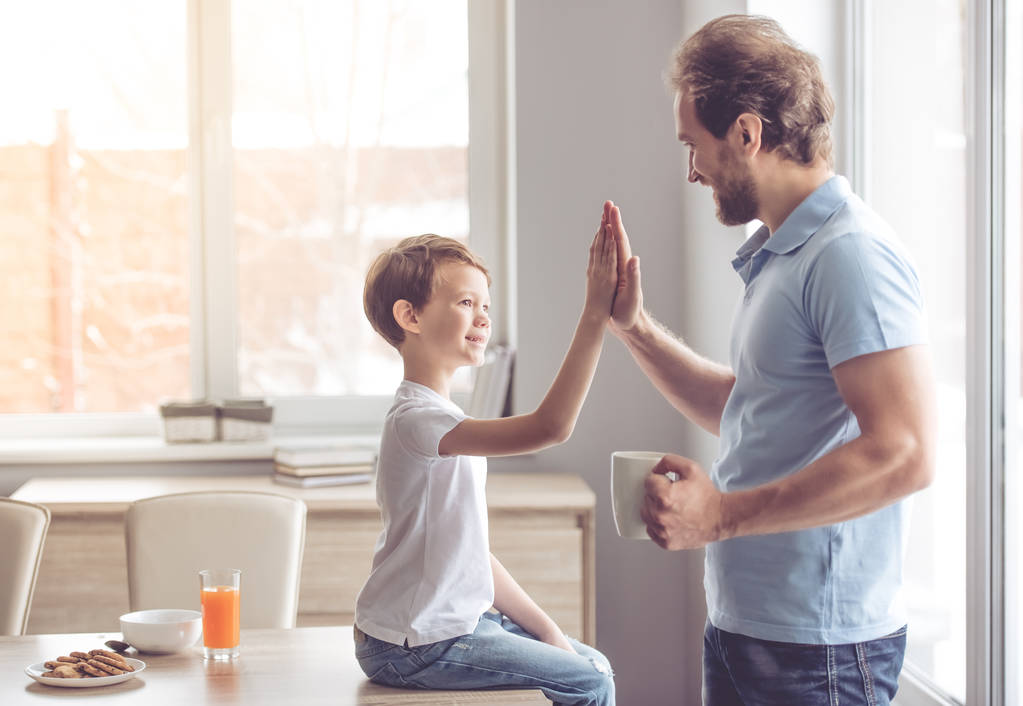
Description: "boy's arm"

(438, 215), (618, 457)
(490, 553), (575, 653)
(605, 202), (735, 436)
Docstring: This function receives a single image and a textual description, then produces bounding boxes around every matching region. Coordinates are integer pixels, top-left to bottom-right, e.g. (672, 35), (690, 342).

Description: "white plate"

(25, 657), (146, 688)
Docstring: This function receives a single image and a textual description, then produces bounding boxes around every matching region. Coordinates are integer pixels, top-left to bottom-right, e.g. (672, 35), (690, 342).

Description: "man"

(605, 14), (936, 705)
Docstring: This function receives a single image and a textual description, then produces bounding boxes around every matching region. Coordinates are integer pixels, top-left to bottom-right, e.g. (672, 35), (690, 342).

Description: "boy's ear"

(392, 299), (421, 335)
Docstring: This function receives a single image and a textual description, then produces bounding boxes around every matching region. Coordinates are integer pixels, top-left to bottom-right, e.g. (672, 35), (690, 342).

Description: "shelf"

(0, 433), (381, 465)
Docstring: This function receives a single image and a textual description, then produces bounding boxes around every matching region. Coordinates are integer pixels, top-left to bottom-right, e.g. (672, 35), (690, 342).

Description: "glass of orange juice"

(199, 568), (240, 660)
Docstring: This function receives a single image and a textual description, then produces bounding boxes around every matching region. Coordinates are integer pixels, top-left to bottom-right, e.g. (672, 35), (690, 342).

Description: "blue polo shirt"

(706, 175), (928, 645)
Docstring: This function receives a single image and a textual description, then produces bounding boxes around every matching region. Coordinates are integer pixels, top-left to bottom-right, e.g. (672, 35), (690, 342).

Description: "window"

(0, 2), (190, 415)
(1003, 1), (1022, 703)
(751, 1), (971, 696)
(864, 1), (969, 702)
(231, 1), (469, 399)
(868, 0), (1020, 704)
(0, 0), (510, 434)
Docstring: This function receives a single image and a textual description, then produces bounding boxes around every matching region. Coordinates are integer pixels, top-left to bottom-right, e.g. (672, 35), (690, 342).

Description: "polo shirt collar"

(762, 175), (852, 255)
(731, 175), (851, 283)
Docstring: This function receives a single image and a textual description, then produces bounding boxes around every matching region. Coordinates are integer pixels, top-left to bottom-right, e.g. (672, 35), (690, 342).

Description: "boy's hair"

(666, 14), (835, 167)
(364, 234), (491, 349)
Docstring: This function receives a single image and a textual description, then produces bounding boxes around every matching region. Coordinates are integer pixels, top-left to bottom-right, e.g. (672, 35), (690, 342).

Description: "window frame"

(877, 0), (1010, 704)
(964, 0), (1005, 701)
(1002, 0), (1023, 700)
(0, 0), (514, 439)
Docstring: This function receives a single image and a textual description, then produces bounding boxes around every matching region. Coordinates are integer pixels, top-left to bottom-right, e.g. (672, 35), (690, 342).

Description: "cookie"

(87, 658), (124, 676)
(78, 662), (107, 678)
(89, 648), (127, 664)
(91, 654), (133, 671)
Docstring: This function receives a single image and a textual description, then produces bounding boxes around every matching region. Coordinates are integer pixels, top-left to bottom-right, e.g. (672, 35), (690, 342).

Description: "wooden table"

(0, 627), (550, 704)
(11, 473), (596, 643)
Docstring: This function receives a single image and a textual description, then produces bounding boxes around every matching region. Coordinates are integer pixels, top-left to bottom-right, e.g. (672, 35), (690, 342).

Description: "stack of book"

(272, 443), (377, 488)
(467, 345), (515, 419)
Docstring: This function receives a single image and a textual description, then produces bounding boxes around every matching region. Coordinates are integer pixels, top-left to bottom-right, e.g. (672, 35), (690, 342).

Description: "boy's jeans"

(703, 620), (907, 705)
(354, 611), (614, 706)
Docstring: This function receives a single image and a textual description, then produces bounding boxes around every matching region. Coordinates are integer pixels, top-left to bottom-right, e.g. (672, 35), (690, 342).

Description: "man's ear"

(393, 299), (421, 335)
(733, 112), (763, 155)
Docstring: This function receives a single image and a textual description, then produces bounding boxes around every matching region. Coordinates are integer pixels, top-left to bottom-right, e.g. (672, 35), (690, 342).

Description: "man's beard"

(712, 155), (759, 226)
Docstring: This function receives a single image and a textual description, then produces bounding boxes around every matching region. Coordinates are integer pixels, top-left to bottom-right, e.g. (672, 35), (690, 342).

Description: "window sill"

(0, 433), (381, 466)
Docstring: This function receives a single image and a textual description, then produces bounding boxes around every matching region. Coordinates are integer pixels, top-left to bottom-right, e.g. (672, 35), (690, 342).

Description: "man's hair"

(666, 14), (835, 166)
(364, 234), (491, 349)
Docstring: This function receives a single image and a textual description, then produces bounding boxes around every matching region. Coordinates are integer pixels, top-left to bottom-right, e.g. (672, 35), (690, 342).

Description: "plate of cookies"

(25, 649), (145, 688)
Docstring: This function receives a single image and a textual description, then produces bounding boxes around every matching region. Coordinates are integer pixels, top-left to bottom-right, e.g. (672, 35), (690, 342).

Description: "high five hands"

(601, 200), (726, 551)
(601, 200), (642, 334)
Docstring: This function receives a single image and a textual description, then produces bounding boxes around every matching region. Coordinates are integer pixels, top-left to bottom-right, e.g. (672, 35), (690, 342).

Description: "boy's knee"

(582, 655), (615, 704)
(587, 654), (613, 679)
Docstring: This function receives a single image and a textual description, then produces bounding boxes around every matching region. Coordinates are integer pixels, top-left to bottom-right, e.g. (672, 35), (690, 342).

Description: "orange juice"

(200, 585), (240, 648)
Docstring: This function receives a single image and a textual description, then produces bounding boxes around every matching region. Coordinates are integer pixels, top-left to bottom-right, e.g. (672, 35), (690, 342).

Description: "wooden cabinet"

(11, 473), (596, 643)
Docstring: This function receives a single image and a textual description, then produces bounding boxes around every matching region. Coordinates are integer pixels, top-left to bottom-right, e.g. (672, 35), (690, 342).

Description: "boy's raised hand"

(584, 205), (619, 320)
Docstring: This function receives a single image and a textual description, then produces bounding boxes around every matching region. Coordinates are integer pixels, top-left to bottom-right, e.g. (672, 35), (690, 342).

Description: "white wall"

(506, 3), (851, 702)
(501, 1), (743, 702)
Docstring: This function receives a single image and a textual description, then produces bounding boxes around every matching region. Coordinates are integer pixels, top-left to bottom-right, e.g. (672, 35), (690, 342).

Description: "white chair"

(0, 498), (51, 635)
(125, 491), (307, 629)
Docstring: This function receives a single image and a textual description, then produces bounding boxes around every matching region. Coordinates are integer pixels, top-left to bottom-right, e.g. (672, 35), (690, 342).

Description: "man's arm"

(641, 344), (936, 549)
(616, 309), (735, 436)
(490, 554), (575, 653)
(604, 201), (735, 435)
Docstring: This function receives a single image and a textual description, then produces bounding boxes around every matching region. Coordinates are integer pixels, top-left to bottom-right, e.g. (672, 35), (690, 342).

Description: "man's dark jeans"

(703, 620), (906, 705)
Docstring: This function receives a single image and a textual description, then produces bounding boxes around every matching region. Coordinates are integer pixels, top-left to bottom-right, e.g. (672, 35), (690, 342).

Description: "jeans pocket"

(355, 632), (402, 661)
(408, 634), (463, 665)
(878, 625), (908, 640)
(856, 628), (907, 705)
(368, 661), (411, 688)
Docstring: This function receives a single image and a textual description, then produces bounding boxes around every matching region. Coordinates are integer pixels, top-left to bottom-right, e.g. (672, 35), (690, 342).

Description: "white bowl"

(119, 609), (203, 654)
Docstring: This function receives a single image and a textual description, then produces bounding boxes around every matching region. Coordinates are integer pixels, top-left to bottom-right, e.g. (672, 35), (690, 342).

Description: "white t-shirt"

(354, 380), (493, 647)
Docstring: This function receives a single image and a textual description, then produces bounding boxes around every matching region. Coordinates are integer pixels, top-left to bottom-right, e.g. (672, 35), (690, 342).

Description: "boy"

(354, 215), (618, 706)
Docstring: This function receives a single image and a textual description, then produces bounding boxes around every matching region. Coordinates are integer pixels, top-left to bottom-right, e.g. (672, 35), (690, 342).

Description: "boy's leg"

(492, 612), (614, 680)
(401, 613), (615, 706)
(709, 623), (907, 706)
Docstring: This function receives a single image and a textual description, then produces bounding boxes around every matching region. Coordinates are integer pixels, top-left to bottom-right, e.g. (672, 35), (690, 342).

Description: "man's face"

(674, 90), (759, 226)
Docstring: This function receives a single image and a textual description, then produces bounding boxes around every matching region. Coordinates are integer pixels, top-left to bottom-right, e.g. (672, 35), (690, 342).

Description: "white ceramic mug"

(611, 451), (666, 539)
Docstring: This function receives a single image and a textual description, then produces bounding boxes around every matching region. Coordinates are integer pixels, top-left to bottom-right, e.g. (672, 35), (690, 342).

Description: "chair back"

(0, 498), (51, 635)
(125, 491), (306, 629)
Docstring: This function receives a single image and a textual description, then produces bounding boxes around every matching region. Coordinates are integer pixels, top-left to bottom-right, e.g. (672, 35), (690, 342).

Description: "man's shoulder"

(820, 193), (891, 236)
(802, 198), (905, 262)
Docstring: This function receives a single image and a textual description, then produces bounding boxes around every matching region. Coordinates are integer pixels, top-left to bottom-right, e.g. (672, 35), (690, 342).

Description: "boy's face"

(415, 261), (491, 369)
